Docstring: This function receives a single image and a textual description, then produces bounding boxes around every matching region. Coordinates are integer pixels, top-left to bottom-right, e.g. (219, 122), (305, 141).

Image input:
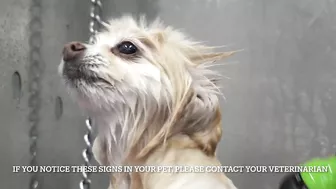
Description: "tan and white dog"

(59, 15), (237, 189)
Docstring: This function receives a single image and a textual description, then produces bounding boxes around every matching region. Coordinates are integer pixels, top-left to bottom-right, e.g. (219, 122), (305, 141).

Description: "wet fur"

(59, 15), (237, 189)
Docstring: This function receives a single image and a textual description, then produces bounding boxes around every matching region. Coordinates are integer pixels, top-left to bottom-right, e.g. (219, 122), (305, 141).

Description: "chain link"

(80, 118), (93, 189)
(80, 1), (104, 189)
(28, 0), (44, 188)
(89, 0), (104, 44)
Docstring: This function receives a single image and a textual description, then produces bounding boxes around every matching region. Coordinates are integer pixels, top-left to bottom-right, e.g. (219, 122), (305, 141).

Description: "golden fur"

(59, 15), (237, 189)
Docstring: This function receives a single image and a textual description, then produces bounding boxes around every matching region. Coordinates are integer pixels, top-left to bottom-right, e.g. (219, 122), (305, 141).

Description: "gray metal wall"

(1, 0), (336, 189)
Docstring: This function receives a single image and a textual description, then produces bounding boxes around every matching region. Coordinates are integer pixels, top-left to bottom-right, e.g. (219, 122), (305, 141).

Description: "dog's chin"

(64, 76), (112, 89)
(63, 78), (117, 112)
(60, 60), (114, 89)
(59, 60), (118, 112)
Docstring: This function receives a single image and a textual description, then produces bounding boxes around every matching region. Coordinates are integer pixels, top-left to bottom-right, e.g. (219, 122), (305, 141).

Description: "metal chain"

(28, 0), (44, 188)
(80, 1), (104, 189)
(79, 118), (93, 189)
(89, 0), (104, 44)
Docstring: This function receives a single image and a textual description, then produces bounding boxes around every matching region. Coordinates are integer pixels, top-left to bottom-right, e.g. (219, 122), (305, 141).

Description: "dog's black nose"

(62, 41), (86, 62)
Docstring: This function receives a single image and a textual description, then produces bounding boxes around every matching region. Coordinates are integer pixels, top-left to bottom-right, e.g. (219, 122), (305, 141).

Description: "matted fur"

(59, 15), (237, 189)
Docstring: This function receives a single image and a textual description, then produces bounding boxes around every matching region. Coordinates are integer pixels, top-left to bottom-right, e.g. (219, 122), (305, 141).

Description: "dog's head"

(59, 15), (234, 159)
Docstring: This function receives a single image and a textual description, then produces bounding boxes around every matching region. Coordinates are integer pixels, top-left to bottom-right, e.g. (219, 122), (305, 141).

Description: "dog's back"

(138, 135), (237, 189)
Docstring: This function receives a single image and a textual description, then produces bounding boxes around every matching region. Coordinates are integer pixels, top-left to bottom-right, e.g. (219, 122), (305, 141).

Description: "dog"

(59, 15), (237, 189)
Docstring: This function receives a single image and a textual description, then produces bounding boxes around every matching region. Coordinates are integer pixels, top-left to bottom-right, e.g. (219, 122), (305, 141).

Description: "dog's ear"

(152, 31), (165, 44)
(190, 51), (236, 64)
(142, 31), (165, 50)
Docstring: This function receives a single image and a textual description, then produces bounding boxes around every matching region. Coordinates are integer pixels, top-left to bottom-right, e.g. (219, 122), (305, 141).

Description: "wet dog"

(59, 15), (237, 189)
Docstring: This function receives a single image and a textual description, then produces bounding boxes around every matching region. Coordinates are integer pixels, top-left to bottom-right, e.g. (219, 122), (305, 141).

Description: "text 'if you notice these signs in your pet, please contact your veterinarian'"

(12, 165), (330, 173)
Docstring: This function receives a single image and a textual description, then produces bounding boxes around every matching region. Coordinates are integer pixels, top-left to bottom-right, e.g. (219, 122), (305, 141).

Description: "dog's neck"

(89, 96), (170, 189)
(93, 112), (125, 166)
(89, 89), (222, 166)
(87, 88), (223, 189)
(89, 93), (170, 166)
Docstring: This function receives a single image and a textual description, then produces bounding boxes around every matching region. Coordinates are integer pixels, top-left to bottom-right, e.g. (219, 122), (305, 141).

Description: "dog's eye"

(117, 41), (137, 54)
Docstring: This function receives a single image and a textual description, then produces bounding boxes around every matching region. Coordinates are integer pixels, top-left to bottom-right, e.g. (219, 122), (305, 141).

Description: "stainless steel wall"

(1, 0), (336, 189)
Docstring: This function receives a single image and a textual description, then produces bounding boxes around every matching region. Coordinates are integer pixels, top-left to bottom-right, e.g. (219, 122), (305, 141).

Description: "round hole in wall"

(12, 71), (22, 101)
(55, 96), (63, 120)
